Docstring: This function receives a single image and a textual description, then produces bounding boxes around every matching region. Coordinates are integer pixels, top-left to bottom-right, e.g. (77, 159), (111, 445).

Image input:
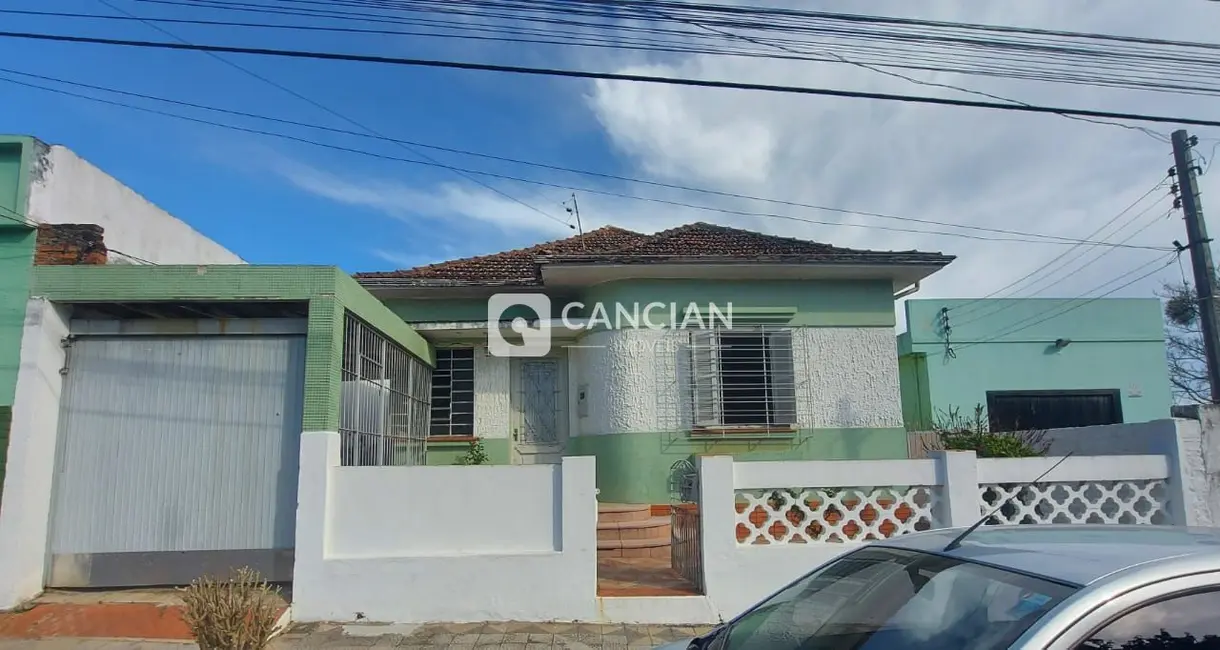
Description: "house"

(355, 222), (955, 506)
(0, 135), (433, 608)
(897, 297), (1174, 432)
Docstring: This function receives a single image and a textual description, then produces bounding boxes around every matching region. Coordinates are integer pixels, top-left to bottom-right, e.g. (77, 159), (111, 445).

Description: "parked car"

(657, 524), (1220, 649)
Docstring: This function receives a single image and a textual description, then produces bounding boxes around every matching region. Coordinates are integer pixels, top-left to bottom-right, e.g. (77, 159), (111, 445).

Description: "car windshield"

(711, 546), (1078, 650)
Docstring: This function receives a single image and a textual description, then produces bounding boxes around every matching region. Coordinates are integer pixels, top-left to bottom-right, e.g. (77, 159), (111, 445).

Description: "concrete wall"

(25, 144), (242, 265)
(901, 298), (1172, 426)
(293, 432), (599, 623)
(0, 299), (69, 608)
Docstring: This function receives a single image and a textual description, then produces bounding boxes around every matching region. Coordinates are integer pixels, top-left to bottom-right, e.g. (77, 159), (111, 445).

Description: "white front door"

(511, 355), (568, 464)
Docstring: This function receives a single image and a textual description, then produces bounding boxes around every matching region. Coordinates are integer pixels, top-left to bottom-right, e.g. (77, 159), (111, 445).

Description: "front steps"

(597, 503), (671, 559)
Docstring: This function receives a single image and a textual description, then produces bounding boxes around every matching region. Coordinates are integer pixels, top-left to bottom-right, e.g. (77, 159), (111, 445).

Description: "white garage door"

(47, 329), (306, 588)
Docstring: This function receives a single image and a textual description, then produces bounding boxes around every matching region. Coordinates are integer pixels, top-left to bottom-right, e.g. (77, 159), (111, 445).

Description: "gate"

(47, 328), (306, 587)
(669, 457), (704, 593)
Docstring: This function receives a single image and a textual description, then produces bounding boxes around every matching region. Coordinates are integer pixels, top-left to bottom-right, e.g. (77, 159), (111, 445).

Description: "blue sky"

(2, 0), (1219, 315)
(1, 0), (616, 270)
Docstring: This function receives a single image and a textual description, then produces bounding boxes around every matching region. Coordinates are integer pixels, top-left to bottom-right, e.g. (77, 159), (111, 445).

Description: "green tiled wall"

(30, 264), (435, 433)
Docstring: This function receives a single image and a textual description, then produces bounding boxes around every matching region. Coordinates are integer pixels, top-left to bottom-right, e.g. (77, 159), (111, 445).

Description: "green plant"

(924, 404), (1049, 458)
(454, 438), (490, 465)
(179, 566), (281, 650)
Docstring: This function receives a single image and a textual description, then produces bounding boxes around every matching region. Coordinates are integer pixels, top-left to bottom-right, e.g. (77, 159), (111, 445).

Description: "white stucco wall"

(569, 326), (904, 436)
(25, 144), (243, 265)
(473, 351), (510, 439)
(0, 299), (69, 608)
(293, 432), (599, 623)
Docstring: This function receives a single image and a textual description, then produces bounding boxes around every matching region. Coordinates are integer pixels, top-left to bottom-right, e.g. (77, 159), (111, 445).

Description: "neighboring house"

(897, 297), (1173, 432)
(355, 222), (955, 505)
(0, 135), (243, 499)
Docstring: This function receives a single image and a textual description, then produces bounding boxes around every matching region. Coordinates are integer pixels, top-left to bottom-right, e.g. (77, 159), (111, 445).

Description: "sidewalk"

(0, 621), (717, 649)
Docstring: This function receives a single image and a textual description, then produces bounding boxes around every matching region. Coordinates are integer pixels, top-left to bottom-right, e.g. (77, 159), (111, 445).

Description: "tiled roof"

(354, 222), (954, 285)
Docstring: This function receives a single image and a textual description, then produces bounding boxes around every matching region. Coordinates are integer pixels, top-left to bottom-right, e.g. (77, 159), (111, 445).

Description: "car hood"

(653, 638), (693, 650)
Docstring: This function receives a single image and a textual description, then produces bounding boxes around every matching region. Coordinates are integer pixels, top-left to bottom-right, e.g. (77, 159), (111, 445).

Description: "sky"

(2, 0), (1219, 333)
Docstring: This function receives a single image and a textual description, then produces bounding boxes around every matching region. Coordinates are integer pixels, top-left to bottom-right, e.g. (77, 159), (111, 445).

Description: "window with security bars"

(430, 348), (475, 436)
(339, 312), (431, 466)
(688, 327), (797, 429)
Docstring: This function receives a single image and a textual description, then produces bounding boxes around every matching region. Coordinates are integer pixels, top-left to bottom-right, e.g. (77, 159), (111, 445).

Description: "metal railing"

(669, 458), (704, 593)
(339, 312), (430, 466)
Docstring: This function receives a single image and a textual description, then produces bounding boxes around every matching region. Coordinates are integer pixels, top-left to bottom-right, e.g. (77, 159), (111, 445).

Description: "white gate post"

(930, 451), (980, 528)
(697, 455), (734, 614)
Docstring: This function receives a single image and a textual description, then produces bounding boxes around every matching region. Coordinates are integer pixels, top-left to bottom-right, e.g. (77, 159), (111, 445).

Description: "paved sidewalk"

(0, 621), (718, 649)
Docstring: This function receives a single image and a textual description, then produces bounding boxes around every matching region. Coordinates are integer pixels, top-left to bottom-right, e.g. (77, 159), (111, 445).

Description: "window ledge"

(690, 426), (798, 439)
(427, 435), (479, 446)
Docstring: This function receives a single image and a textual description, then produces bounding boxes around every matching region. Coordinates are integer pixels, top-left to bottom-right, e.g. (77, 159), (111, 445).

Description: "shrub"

(179, 567), (281, 650)
(925, 404), (1049, 458)
(454, 438), (490, 465)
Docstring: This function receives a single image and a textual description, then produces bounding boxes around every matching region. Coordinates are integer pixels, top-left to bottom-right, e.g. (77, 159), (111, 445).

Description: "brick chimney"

(34, 224), (108, 266)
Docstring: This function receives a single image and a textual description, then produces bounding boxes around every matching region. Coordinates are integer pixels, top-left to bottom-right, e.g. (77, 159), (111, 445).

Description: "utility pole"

(1172, 129), (1220, 402)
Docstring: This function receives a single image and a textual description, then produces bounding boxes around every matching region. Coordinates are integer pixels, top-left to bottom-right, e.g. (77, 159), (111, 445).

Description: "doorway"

(510, 354), (568, 464)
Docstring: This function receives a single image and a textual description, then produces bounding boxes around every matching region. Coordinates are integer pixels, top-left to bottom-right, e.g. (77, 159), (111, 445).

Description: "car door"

(1029, 572), (1220, 649)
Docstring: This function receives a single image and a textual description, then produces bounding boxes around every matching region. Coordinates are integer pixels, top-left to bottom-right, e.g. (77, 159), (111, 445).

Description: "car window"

(714, 547), (1076, 650)
(1076, 589), (1220, 649)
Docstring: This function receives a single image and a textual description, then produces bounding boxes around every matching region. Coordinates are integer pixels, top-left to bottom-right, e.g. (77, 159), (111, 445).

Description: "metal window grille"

(339, 312), (430, 466)
(430, 348), (475, 436)
(689, 325), (797, 429)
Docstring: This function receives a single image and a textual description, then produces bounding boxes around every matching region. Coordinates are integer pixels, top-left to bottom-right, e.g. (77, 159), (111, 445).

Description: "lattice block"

(978, 480), (1170, 526)
(734, 486), (940, 545)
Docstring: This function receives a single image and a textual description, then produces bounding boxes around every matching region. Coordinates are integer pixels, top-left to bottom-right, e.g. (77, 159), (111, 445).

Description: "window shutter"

(689, 329), (722, 427)
(767, 330), (797, 426)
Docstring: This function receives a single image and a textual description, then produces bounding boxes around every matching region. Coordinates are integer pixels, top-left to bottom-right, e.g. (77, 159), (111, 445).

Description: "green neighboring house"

(897, 297), (1174, 432)
(355, 222), (955, 505)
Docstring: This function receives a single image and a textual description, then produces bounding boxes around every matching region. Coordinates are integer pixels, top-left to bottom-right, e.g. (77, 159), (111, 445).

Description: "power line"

(0, 204), (159, 264)
(4, 29), (1220, 128)
(947, 178), (1173, 318)
(91, 0), (572, 229)
(954, 253), (1179, 350)
(0, 66), (1172, 251)
(0, 71), (1182, 251)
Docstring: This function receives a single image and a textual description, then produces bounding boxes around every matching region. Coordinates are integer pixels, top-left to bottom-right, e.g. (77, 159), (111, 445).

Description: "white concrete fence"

(292, 417), (1210, 625)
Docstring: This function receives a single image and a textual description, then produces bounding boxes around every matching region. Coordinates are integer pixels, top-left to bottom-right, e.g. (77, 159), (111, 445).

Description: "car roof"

(874, 525), (1220, 586)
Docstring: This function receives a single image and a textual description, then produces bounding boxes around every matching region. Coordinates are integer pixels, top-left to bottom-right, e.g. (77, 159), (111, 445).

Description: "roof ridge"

(354, 225), (642, 278)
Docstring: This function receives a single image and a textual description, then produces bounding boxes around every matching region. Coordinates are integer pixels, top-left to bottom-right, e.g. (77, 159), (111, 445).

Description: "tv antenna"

(563, 193), (585, 248)
(943, 452), (1074, 552)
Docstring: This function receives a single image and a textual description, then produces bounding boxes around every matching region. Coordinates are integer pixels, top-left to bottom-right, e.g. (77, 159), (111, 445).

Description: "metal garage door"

(47, 331), (306, 588)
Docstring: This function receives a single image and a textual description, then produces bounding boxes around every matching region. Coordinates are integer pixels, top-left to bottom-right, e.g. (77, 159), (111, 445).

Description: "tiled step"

(596, 537), (671, 559)
(597, 516), (671, 542)
(597, 503), (652, 523)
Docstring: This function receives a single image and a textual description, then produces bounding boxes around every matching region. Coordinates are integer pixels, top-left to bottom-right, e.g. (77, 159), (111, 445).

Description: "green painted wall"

(0, 228), (35, 407)
(0, 138), (33, 409)
(384, 279), (897, 327)
(902, 298), (1172, 425)
(898, 353), (932, 431)
(568, 427), (908, 503)
(425, 438), (511, 466)
(581, 279), (896, 327)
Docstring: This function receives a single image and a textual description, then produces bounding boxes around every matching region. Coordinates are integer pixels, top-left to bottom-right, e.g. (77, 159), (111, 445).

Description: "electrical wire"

(947, 179), (1172, 318)
(0, 66), (1173, 251)
(91, 0), (572, 229)
(4, 29), (1220, 128)
(0, 204), (159, 264)
(954, 252), (1179, 350)
(15, 3), (1220, 102)
(0, 71), (1183, 251)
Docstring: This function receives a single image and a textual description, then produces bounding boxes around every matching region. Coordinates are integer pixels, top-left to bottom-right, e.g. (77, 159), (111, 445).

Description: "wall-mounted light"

(1054, 338), (1072, 349)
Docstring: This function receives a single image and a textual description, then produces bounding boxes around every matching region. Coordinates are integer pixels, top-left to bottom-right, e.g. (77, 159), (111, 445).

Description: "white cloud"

(263, 0), (1220, 334)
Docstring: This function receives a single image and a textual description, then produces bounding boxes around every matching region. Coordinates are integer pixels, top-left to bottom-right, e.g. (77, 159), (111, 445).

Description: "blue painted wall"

(899, 298), (1172, 428)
